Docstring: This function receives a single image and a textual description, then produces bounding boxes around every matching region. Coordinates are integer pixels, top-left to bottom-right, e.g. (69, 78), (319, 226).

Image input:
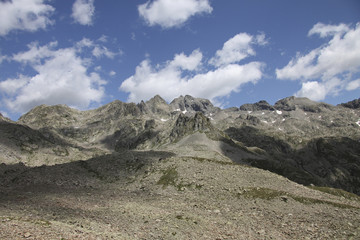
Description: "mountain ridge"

(4, 95), (359, 195)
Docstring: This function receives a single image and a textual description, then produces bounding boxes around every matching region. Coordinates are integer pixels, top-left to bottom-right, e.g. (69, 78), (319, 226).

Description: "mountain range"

(0, 95), (359, 239)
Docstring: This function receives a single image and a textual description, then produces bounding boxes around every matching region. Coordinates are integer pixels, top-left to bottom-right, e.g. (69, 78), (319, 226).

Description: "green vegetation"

(240, 187), (287, 200)
(157, 167), (179, 188)
(186, 156), (235, 166)
(308, 186), (360, 201)
(239, 187), (359, 209)
(157, 166), (203, 191)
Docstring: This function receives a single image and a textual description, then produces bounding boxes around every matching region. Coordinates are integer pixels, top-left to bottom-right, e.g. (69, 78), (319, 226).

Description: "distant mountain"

(1, 95), (359, 195)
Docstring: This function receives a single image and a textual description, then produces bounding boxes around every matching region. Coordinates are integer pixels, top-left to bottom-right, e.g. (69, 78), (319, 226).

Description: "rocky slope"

(1, 95), (360, 239)
(14, 95), (360, 194)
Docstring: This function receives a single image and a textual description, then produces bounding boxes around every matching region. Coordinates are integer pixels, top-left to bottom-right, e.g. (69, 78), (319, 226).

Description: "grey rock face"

(170, 95), (218, 114)
(240, 100), (275, 111)
(170, 112), (213, 140)
(274, 96), (334, 112)
(340, 98), (360, 109)
(145, 95), (171, 116)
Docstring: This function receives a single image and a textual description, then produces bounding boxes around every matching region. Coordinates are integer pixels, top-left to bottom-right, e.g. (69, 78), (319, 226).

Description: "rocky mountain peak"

(95, 100), (141, 118)
(340, 98), (360, 109)
(148, 95), (167, 104)
(170, 95), (217, 114)
(274, 96), (334, 112)
(144, 95), (170, 116)
(240, 100), (275, 111)
(18, 104), (80, 128)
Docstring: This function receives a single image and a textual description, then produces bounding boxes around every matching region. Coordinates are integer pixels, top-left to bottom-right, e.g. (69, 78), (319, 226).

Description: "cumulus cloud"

(276, 22), (360, 101)
(0, 53), (7, 64)
(295, 81), (327, 101)
(209, 33), (267, 67)
(72, 0), (95, 25)
(0, 40), (108, 114)
(346, 79), (360, 91)
(120, 33), (265, 104)
(75, 37), (120, 59)
(0, 0), (54, 36)
(308, 22), (350, 38)
(138, 0), (212, 28)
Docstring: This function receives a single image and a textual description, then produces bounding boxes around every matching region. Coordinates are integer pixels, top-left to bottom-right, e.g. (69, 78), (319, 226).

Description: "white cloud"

(109, 70), (116, 76)
(0, 0), (54, 36)
(76, 38), (94, 49)
(295, 81), (326, 101)
(0, 75), (30, 95)
(308, 22), (350, 38)
(209, 33), (267, 67)
(276, 22), (360, 101)
(138, 0), (212, 28)
(13, 41), (58, 64)
(169, 49), (203, 71)
(92, 46), (116, 59)
(0, 41), (106, 114)
(75, 37), (120, 59)
(346, 79), (360, 91)
(72, 0), (95, 25)
(0, 53), (7, 64)
(120, 33), (264, 104)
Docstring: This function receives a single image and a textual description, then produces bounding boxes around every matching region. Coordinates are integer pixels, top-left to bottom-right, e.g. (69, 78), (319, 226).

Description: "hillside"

(0, 96), (359, 239)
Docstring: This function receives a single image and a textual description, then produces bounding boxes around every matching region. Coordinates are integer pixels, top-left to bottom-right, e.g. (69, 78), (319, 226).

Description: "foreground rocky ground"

(1, 150), (360, 239)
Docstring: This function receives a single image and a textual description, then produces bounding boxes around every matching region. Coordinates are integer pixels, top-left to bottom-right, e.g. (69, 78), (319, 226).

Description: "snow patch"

(262, 112), (265, 115)
(182, 109), (187, 114)
(262, 120), (268, 124)
(282, 118), (286, 122)
(271, 120), (276, 124)
(247, 111), (252, 114)
(276, 110), (282, 115)
(161, 118), (168, 122)
(356, 120), (360, 126)
(175, 109), (181, 112)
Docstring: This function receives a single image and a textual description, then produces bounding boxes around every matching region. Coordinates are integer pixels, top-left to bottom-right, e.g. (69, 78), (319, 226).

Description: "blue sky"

(0, 0), (359, 120)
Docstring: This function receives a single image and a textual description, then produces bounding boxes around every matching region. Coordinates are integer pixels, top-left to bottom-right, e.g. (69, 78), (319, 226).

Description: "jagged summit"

(169, 95), (219, 114)
(144, 95), (170, 116)
(240, 100), (275, 111)
(274, 96), (334, 112)
(340, 98), (360, 109)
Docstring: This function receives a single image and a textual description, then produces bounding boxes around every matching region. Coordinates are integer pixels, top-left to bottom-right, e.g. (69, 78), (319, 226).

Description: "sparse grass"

(308, 186), (360, 201)
(240, 187), (286, 200)
(157, 167), (179, 188)
(239, 187), (359, 209)
(186, 156), (235, 166)
(157, 166), (203, 191)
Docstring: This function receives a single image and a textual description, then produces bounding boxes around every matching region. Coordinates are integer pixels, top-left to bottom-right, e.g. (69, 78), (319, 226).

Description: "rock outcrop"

(240, 100), (275, 111)
(340, 98), (360, 109)
(170, 95), (219, 114)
